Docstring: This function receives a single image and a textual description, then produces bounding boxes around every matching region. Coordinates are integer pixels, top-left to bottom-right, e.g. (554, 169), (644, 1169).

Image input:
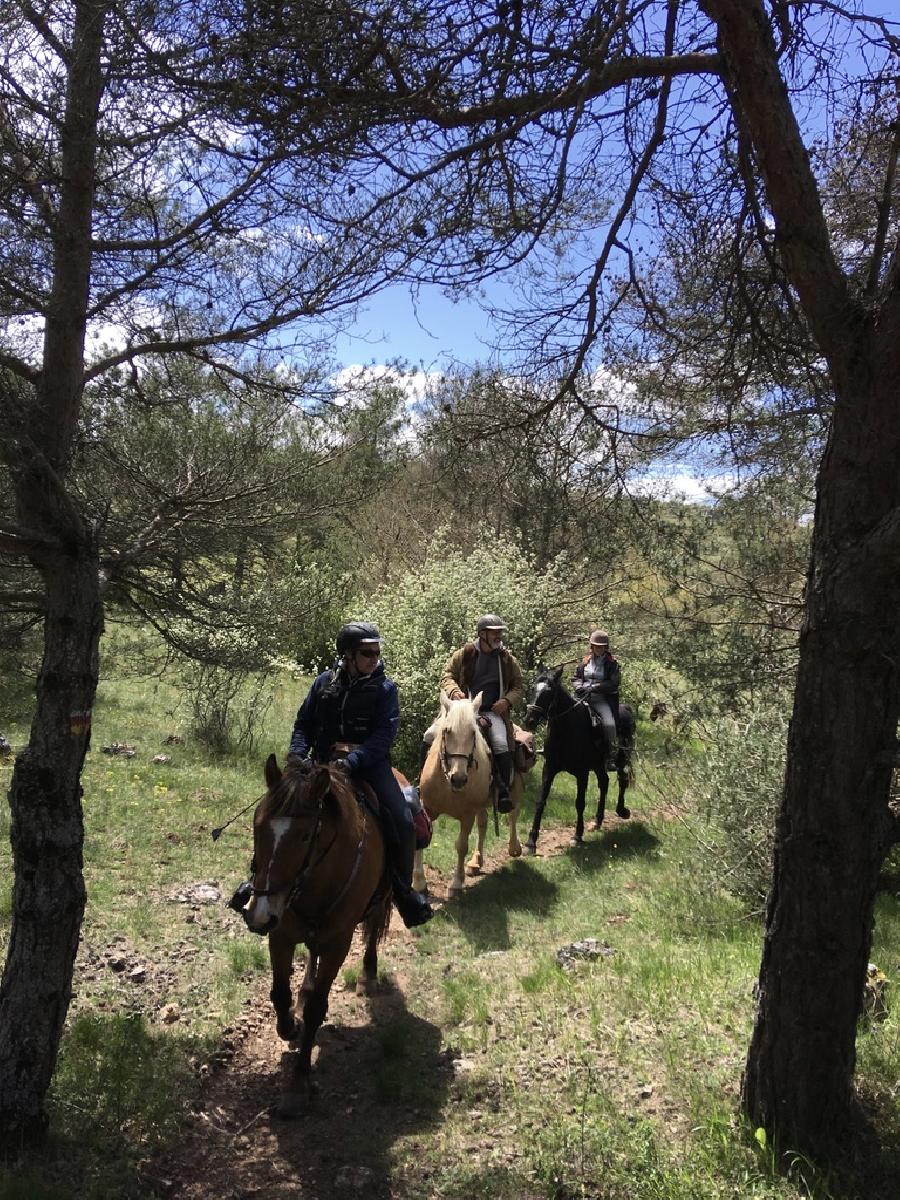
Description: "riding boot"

(605, 740), (619, 773)
(384, 811), (433, 928)
(494, 751), (514, 814)
(226, 879), (253, 913)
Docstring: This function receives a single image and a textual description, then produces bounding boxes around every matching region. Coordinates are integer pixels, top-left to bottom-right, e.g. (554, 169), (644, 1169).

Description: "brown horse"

(243, 755), (390, 1116)
(414, 693), (526, 897)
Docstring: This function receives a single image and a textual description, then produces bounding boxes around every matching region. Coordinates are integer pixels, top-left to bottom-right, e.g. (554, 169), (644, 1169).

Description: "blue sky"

(333, 282), (502, 372)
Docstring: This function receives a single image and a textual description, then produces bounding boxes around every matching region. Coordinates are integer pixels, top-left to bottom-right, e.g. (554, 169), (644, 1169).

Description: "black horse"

(521, 666), (633, 853)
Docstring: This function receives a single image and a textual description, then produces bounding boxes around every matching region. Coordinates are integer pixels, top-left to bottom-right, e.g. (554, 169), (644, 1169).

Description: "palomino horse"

(522, 666), (633, 854)
(242, 755), (390, 1116)
(414, 692), (525, 897)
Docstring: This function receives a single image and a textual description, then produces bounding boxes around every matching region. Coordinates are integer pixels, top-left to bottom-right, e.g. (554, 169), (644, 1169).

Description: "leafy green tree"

(363, 528), (583, 771)
(235, 0), (900, 1156)
(0, 0), (419, 1149)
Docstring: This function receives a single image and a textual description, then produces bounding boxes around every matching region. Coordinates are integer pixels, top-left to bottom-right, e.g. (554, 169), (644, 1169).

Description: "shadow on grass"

(259, 982), (451, 1200)
(439, 857), (559, 953)
(563, 819), (660, 871)
(750, 1098), (900, 1200)
(0, 1012), (215, 1200)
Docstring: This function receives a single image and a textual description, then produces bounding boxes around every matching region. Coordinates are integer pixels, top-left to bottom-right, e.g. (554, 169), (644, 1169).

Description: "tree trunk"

(0, 0), (108, 1157)
(0, 556), (102, 1154)
(742, 367), (900, 1156)
(699, 0), (900, 1158)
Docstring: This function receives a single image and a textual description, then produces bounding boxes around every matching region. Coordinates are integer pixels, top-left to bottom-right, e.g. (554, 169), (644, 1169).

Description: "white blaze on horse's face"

(247, 813), (292, 929)
(442, 696), (480, 789)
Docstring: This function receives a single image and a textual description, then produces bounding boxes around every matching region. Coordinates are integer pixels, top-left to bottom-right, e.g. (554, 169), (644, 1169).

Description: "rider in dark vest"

(285, 622), (432, 929)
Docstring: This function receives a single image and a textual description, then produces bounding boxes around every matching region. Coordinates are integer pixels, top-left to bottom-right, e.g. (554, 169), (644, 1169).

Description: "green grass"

(1, 628), (899, 1198)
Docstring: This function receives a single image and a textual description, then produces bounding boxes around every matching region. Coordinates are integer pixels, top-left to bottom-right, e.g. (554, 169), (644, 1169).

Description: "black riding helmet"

(476, 613), (507, 635)
(336, 621), (382, 657)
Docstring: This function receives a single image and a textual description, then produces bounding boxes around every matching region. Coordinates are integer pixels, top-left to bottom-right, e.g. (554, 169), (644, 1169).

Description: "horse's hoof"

(593, 820), (603, 831)
(523, 841), (536, 857)
(356, 975), (378, 997)
(465, 863), (482, 877)
(570, 836), (584, 847)
(277, 1018), (300, 1042)
(616, 805), (631, 820)
(508, 842), (522, 859)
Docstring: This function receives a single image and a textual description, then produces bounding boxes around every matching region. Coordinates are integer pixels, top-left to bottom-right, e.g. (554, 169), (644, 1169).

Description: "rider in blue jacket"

(287, 622), (433, 929)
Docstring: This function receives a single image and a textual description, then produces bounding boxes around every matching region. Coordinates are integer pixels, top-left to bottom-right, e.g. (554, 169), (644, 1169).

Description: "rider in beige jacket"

(422, 614), (524, 812)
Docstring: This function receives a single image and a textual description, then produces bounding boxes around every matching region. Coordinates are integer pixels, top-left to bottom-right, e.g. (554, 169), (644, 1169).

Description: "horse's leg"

(268, 928), (299, 1042)
(594, 767), (609, 829)
(278, 928), (354, 1119)
(507, 778), (522, 858)
(615, 761), (631, 820)
(572, 772), (588, 845)
(357, 899), (389, 997)
(300, 949), (318, 997)
(412, 845), (427, 894)
(525, 764), (557, 855)
(449, 813), (476, 897)
(467, 809), (486, 875)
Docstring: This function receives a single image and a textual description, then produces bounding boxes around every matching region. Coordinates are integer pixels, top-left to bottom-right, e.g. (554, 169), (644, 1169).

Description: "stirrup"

(226, 879), (252, 913)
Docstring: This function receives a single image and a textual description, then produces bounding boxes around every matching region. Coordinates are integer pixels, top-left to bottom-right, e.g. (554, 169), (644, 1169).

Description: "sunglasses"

(356, 647), (380, 659)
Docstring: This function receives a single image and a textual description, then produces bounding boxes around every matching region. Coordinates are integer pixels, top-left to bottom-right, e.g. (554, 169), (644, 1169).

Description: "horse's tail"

(365, 887), (393, 946)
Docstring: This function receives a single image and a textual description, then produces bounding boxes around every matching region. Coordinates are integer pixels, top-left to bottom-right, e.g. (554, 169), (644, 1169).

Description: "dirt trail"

(150, 827), (585, 1200)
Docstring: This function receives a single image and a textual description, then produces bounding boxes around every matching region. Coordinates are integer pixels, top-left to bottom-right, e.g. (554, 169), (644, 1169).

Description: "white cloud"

(630, 468), (738, 504)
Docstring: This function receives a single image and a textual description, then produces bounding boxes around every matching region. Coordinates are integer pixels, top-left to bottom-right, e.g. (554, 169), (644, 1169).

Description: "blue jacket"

(288, 661), (400, 773)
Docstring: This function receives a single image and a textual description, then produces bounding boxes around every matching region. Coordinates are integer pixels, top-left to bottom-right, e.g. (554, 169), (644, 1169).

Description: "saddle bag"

(401, 784), (433, 850)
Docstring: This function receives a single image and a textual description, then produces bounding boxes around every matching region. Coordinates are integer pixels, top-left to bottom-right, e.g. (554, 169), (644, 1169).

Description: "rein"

(251, 786), (330, 899)
(526, 681), (589, 727)
(439, 725), (479, 781)
(255, 779), (369, 931)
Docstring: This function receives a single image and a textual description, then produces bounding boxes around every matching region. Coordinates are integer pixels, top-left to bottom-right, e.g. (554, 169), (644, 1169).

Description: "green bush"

(363, 529), (579, 773)
(691, 703), (788, 910)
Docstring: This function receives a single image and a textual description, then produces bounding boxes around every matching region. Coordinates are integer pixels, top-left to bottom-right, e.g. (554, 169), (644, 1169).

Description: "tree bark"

(701, 0), (900, 1157)
(742, 368), (900, 1157)
(0, 556), (102, 1154)
(0, 0), (108, 1156)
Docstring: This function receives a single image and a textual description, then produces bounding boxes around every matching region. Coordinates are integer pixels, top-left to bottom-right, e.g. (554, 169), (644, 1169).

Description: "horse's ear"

(265, 754), (281, 790)
(440, 691), (451, 713)
(470, 690), (483, 712)
(552, 666), (564, 681)
(536, 660), (545, 673)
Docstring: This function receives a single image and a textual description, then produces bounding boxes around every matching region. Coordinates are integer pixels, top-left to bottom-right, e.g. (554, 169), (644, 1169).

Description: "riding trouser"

(588, 696), (619, 765)
(354, 760), (431, 925)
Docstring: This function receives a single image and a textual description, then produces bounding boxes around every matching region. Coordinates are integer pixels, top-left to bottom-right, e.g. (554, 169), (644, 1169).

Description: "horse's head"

(438, 690), (483, 789)
(244, 754), (340, 934)
(523, 666), (564, 731)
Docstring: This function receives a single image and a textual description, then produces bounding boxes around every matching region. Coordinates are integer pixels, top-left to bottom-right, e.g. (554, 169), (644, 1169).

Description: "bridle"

(525, 677), (588, 728)
(439, 725), (479, 782)
(252, 776), (368, 924)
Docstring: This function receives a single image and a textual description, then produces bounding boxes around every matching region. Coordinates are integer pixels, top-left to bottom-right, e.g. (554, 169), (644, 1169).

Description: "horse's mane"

(540, 669), (574, 698)
(442, 696), (478, 736)
(265, 762), (356, 822)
